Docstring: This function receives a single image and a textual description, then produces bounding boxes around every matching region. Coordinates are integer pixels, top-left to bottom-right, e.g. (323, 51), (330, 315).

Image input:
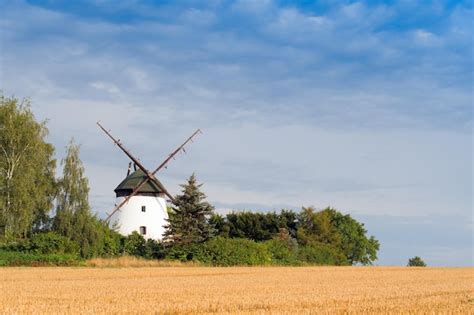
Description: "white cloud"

(90, 81), (121, 94)
(413, 29), (441, 46)
(1, 1), (471, 222)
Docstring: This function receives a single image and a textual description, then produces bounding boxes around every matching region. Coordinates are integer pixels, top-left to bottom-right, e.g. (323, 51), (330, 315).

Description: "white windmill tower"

(97, 122), (201, 240)
(112, 167), (169, 239)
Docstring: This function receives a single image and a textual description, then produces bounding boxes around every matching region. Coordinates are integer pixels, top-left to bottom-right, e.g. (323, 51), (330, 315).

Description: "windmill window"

(141, 206), (146, 212)
(139, 226), (147, 235)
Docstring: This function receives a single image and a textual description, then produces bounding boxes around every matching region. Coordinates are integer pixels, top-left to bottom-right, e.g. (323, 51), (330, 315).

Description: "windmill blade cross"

(97, 122), (175, 202)
(99, 126), (202, 222)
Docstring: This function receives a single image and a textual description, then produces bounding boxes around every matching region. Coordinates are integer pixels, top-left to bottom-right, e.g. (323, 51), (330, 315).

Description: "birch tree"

(0, 95), (56, 239)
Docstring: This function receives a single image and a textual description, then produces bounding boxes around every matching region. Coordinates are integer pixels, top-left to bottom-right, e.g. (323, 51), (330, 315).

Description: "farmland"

(1, 266), (472, 314)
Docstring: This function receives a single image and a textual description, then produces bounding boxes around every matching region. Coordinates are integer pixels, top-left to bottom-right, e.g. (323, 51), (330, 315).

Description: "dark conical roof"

(114, 169), (164, 196)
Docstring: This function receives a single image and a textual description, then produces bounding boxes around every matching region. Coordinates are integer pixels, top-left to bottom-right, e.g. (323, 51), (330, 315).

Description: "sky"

(0, 0), (472, 266)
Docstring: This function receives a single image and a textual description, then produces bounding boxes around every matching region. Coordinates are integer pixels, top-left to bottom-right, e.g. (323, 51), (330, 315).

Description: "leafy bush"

(144, 239), (166, 259)
(0, 250), (79, 266)
(27, 232), (79, 255)
(166, 237), (272, 266)
(194, 237), (272, 266)
(264, 239), (299, 265)
(98, 225), (124, 257)
(3, 232), (79, 255)
(297, 243), (348, 265)
(165, 243), (202, 262)
(407, 256), (426, 267)
(122, 232), (147, 256)
(121, 232), (166, 259)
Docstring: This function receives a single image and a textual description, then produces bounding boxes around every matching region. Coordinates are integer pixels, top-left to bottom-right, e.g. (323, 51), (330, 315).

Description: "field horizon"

(2, 266), (472, 314)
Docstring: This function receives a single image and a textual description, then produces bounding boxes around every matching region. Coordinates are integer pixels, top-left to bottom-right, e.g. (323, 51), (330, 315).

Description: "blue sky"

(1, 0), (472, 266)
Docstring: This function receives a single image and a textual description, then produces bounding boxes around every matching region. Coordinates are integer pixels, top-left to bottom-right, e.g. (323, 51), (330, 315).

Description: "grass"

(1, 266), (472, 314)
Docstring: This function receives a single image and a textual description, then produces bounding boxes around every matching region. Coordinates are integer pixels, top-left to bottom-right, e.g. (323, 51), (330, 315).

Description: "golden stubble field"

(1, 266), (472, 314)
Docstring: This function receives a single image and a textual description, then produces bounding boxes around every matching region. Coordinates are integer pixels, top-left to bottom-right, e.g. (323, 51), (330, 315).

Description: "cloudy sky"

(1, 0), (472, 266)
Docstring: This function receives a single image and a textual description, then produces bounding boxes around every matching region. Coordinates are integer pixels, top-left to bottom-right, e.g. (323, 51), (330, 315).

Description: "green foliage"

(144, 238), (166, 259)
(194, 237), (272, 266)
(297, 207), (342, 246)
(52, 140), (103, 258)
(407, 256), (427, 267)
(18, 232), (79, 255)
(0, 95), (56, 238)
(165, 242), (202, 262)
(209, 214), (230, 238)
(0, 231), (80, 266)
(323, 208), (379, 265)
(297, 243), (348, 265)
(164, 236), (349, 266)
(121, 232), (165, 259)
(163, 174), (215, 245)
(0, 250), (79, 266)
(210, 207), (379, 266)
(296, 207), (379, 265)
(97, 222), (124, 257)
(123, 231), (146, 256)
(224, 211), (282, 241)
(264, 238), (299, 265)
(215, 211), (298, 241)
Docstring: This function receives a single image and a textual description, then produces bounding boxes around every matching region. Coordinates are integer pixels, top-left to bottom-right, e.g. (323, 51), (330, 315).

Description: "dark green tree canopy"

(408, 256), (427, 267)
(163, 174), (215, 245)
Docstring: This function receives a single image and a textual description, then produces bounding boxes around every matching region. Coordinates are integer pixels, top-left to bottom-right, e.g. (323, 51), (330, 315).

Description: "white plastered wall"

(111, 195), (169, 240)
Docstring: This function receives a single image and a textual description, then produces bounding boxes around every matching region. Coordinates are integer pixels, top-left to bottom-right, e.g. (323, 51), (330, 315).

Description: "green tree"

(214, 211), (294, 241)
(296, 207), (342, 247)
(324, 208), (380, 265)
(209, 213), (230, 238)
(0, 95), (56, 239)
(407, 256), (426, 267)
(163, 174), (214, 245)
(53, 140), (99, 258)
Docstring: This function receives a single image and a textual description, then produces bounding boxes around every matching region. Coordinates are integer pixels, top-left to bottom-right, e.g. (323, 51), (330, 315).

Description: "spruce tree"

(163, 174), (214, 245)
(53, 139), (99, 258)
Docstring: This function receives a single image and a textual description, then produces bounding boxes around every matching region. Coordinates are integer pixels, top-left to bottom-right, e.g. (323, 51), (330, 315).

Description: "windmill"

(97, 122), (201, 239)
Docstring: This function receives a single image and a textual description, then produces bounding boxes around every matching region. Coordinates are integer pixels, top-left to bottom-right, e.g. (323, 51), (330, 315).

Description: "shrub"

(407, 256), (427, 267)
(165, 243), (202, 262)
(194, 237), (272, 266)
(264, 239), (299, 265)
(144, 239), (166, 260)
(3, 232), (79, 255)
(165, 237), (272, 266)
(0, 250), (79, 266)
(120, 233), (166, 259)
(122, 232), (147, 256)
(97, 223), (124, 257)
(298, 243), (348, 265)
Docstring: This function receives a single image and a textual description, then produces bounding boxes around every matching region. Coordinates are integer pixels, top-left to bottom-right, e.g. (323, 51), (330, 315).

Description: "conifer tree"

(53, 139), (99, 258)
(163, 174), (214, 245)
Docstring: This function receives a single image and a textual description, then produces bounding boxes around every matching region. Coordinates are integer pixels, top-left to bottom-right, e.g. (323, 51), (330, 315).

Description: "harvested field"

(1, 266), (472, 314)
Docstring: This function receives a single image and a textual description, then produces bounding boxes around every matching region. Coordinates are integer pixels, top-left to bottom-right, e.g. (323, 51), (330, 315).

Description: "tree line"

(0, 95), (379, 266)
